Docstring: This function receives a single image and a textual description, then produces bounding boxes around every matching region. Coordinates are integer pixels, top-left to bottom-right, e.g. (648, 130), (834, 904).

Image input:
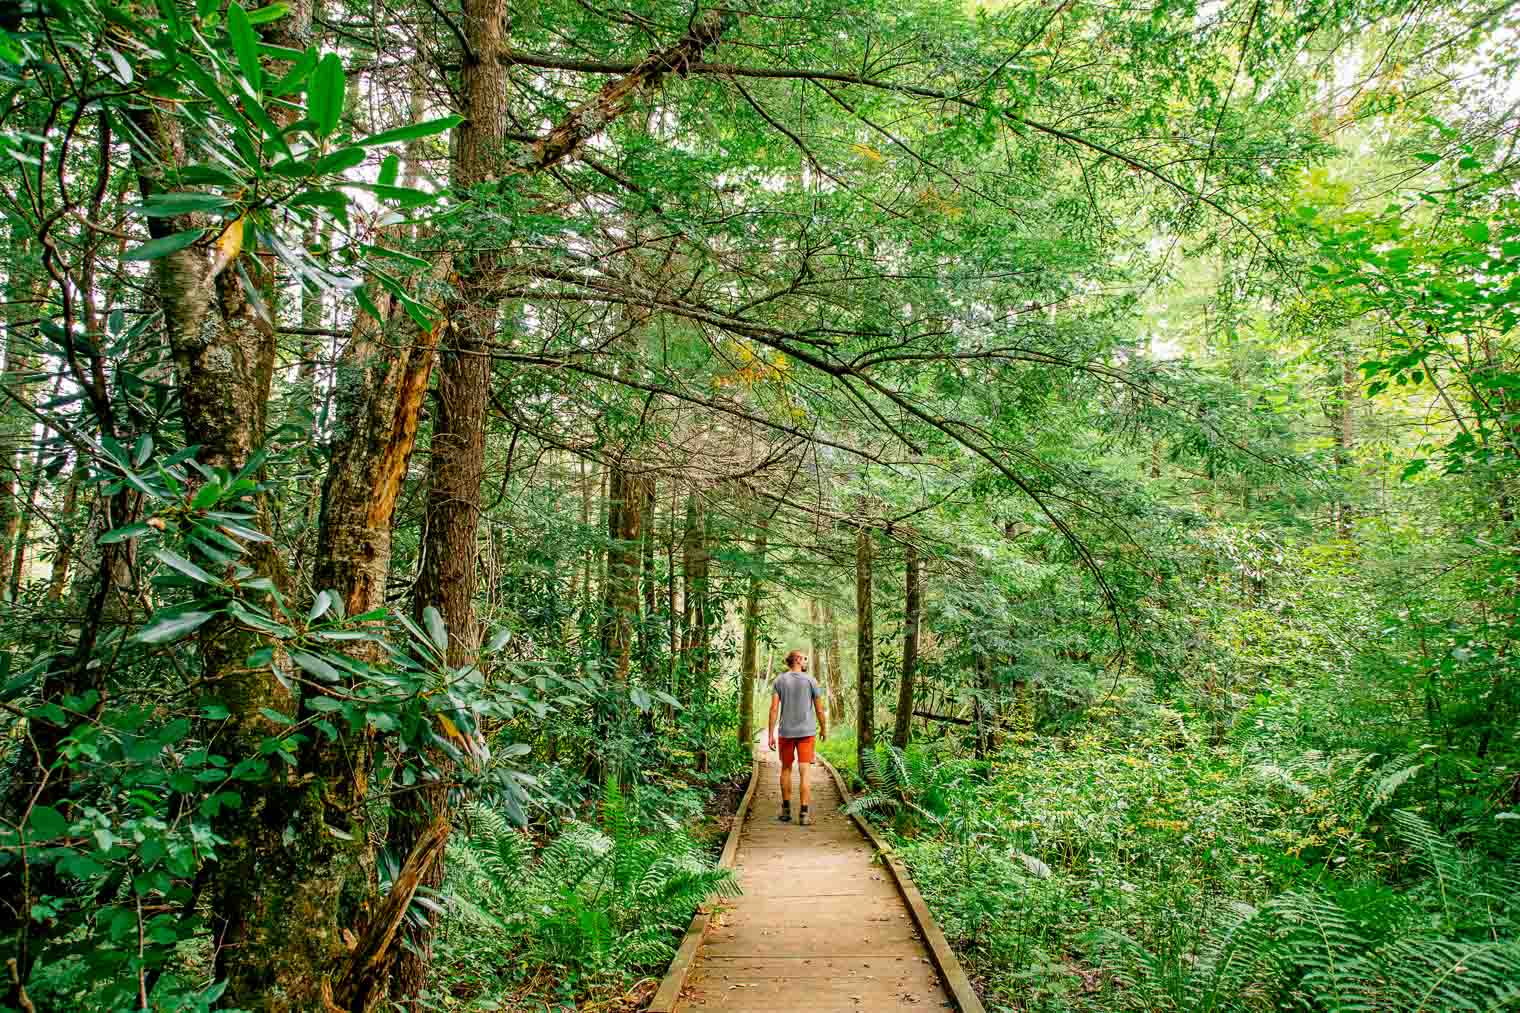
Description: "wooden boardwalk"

(671, 746), (956, 1012)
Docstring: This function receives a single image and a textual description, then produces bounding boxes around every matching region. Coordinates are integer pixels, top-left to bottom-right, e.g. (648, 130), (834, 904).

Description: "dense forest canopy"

(1, 0), (1519, 1009)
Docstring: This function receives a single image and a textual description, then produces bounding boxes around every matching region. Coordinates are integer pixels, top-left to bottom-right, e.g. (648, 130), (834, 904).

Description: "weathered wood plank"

(820, 756), (987, 1013)
(655, 740), (976, 1013)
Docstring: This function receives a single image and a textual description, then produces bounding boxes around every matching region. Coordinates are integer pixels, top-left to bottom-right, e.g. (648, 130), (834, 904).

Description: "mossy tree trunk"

(893, 541), (920, 749)
(681, 492), (711, 693)
(739, 515), (767, 747)
(602, 462), (644, 683)
(825, 601), (845, 723)
(856, 526), (875, 774)
(387, 0), (509, 999)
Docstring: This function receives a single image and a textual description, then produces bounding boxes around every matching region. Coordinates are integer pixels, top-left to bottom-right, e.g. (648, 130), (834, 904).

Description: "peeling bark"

(521, 12), (731, 173)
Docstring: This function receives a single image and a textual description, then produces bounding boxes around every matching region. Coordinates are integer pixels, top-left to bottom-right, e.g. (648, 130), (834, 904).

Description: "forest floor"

(670, 746), (954, 1012)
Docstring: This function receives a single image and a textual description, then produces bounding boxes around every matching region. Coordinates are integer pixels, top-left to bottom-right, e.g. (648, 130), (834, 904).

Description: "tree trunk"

(601, 463), (643, 683)
(580, 458), (595, 615)
(971, 652), (1000, 759)
(3, 459), (28, 599)
(597, 463), (610, 601)
(972, 653), (988, 760)
(45, 467), (80, 600)
(0, 237), (41, 599)
(825, 601), (845, 723)
(639, 475), (658, 673)
(122, 7), (446, 1006)
(808, 598), (826, 705)
(121, 96), (340, 1011)
(386, 0), (508, 999)
(382, 15), (739, 1004)
(667, 481), (679, 696)
(893, 542), (920, 749)
(681, 492), (710, 692)
(855, 526), (875, 773)
(1334, 344), (1355, 539)
(738, 517), (767, 747)
(385, 286), (488, 997)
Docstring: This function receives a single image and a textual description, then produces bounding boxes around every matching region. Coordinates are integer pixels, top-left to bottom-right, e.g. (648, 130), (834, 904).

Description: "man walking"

(767, 649), (828, 825)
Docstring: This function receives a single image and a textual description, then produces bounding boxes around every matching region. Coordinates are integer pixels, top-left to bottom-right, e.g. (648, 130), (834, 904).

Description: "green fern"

(1255, 750), (1423, 838)
(1347, 936), (1520, 1011)
(444, 782), (738, 982)
(845, 743), (959, 833)
(1101, 809), (1520, 1013)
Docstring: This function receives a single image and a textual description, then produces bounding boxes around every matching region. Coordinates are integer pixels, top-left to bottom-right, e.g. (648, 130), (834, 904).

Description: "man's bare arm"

(814, 696), (828, 741)
(767, 694), (780, 749)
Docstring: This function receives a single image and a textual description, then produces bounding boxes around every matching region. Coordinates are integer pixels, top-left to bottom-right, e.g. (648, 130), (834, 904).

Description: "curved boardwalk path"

(672, 745), (955, 1012)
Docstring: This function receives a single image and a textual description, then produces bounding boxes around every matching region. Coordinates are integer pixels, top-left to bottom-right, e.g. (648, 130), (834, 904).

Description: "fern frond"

(1187, 900), (1282, 1013)
(1390, 809), (1465, 918)
(534, 822), (612, 893)
(1275, 890), (1369, 1012)
(1362, 754), (1422, 817)
(1351, 937), (1520, 1012)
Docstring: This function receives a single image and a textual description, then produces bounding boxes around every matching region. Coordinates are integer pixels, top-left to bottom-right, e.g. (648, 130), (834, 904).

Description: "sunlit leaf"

(244, 1), (289, 23)
(290, 650), (344, 683)
(154, 548), (217, 584)
(309, 590), (333, 622)
(227, 3), (262, 92)
(354, 115), (463, 147)
(312, 146), (366, 175)
(271, 45), (318, 96)
(136, 611), (215, 643)
(423, 606), (447, 654)
(309, 53), (345, 138)
(123, 228), (205, 261)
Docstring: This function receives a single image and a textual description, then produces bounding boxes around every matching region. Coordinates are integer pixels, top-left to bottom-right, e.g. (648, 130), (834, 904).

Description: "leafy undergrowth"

(422, 742), (750, 1012)
(842, 686), (1520, 1013)
(816, 731), (859, 781)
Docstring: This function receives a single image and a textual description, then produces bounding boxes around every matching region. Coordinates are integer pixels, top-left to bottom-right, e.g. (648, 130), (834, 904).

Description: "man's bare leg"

(779, 760), (793, 813)
(798, 762), (812, 810)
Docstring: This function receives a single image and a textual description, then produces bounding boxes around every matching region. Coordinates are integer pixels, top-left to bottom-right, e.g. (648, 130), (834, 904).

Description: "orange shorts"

(779, 736), (816, 765)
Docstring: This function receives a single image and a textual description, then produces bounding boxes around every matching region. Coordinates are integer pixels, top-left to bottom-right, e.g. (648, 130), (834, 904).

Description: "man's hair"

(785, 649), (805, 667)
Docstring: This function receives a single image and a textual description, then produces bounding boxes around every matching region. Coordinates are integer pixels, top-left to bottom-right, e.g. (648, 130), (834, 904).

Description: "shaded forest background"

(1, 0), (1519, 1010)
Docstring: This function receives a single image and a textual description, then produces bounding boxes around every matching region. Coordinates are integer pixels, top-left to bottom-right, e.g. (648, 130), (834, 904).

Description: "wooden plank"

(688, 961), (940, 991)
(682, 957), (950, 1012)
(819, 756), (987, 1013)
(664, 740), (965, 1013)
(695, 954), (938, 977)
(649, 750), (762, 1013)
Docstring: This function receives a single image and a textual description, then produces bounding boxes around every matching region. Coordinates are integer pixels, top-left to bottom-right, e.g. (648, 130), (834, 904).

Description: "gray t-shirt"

(772, 670), (823, 738)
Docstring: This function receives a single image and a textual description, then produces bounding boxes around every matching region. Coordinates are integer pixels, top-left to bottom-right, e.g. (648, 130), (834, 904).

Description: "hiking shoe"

(778, 803), (792, 822)
(799, 806), (812, 826)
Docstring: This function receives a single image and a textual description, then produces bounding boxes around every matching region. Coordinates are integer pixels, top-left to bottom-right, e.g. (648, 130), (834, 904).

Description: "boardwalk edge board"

(819, 755), (989, 1013)
(648, 751), (762, 1013)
